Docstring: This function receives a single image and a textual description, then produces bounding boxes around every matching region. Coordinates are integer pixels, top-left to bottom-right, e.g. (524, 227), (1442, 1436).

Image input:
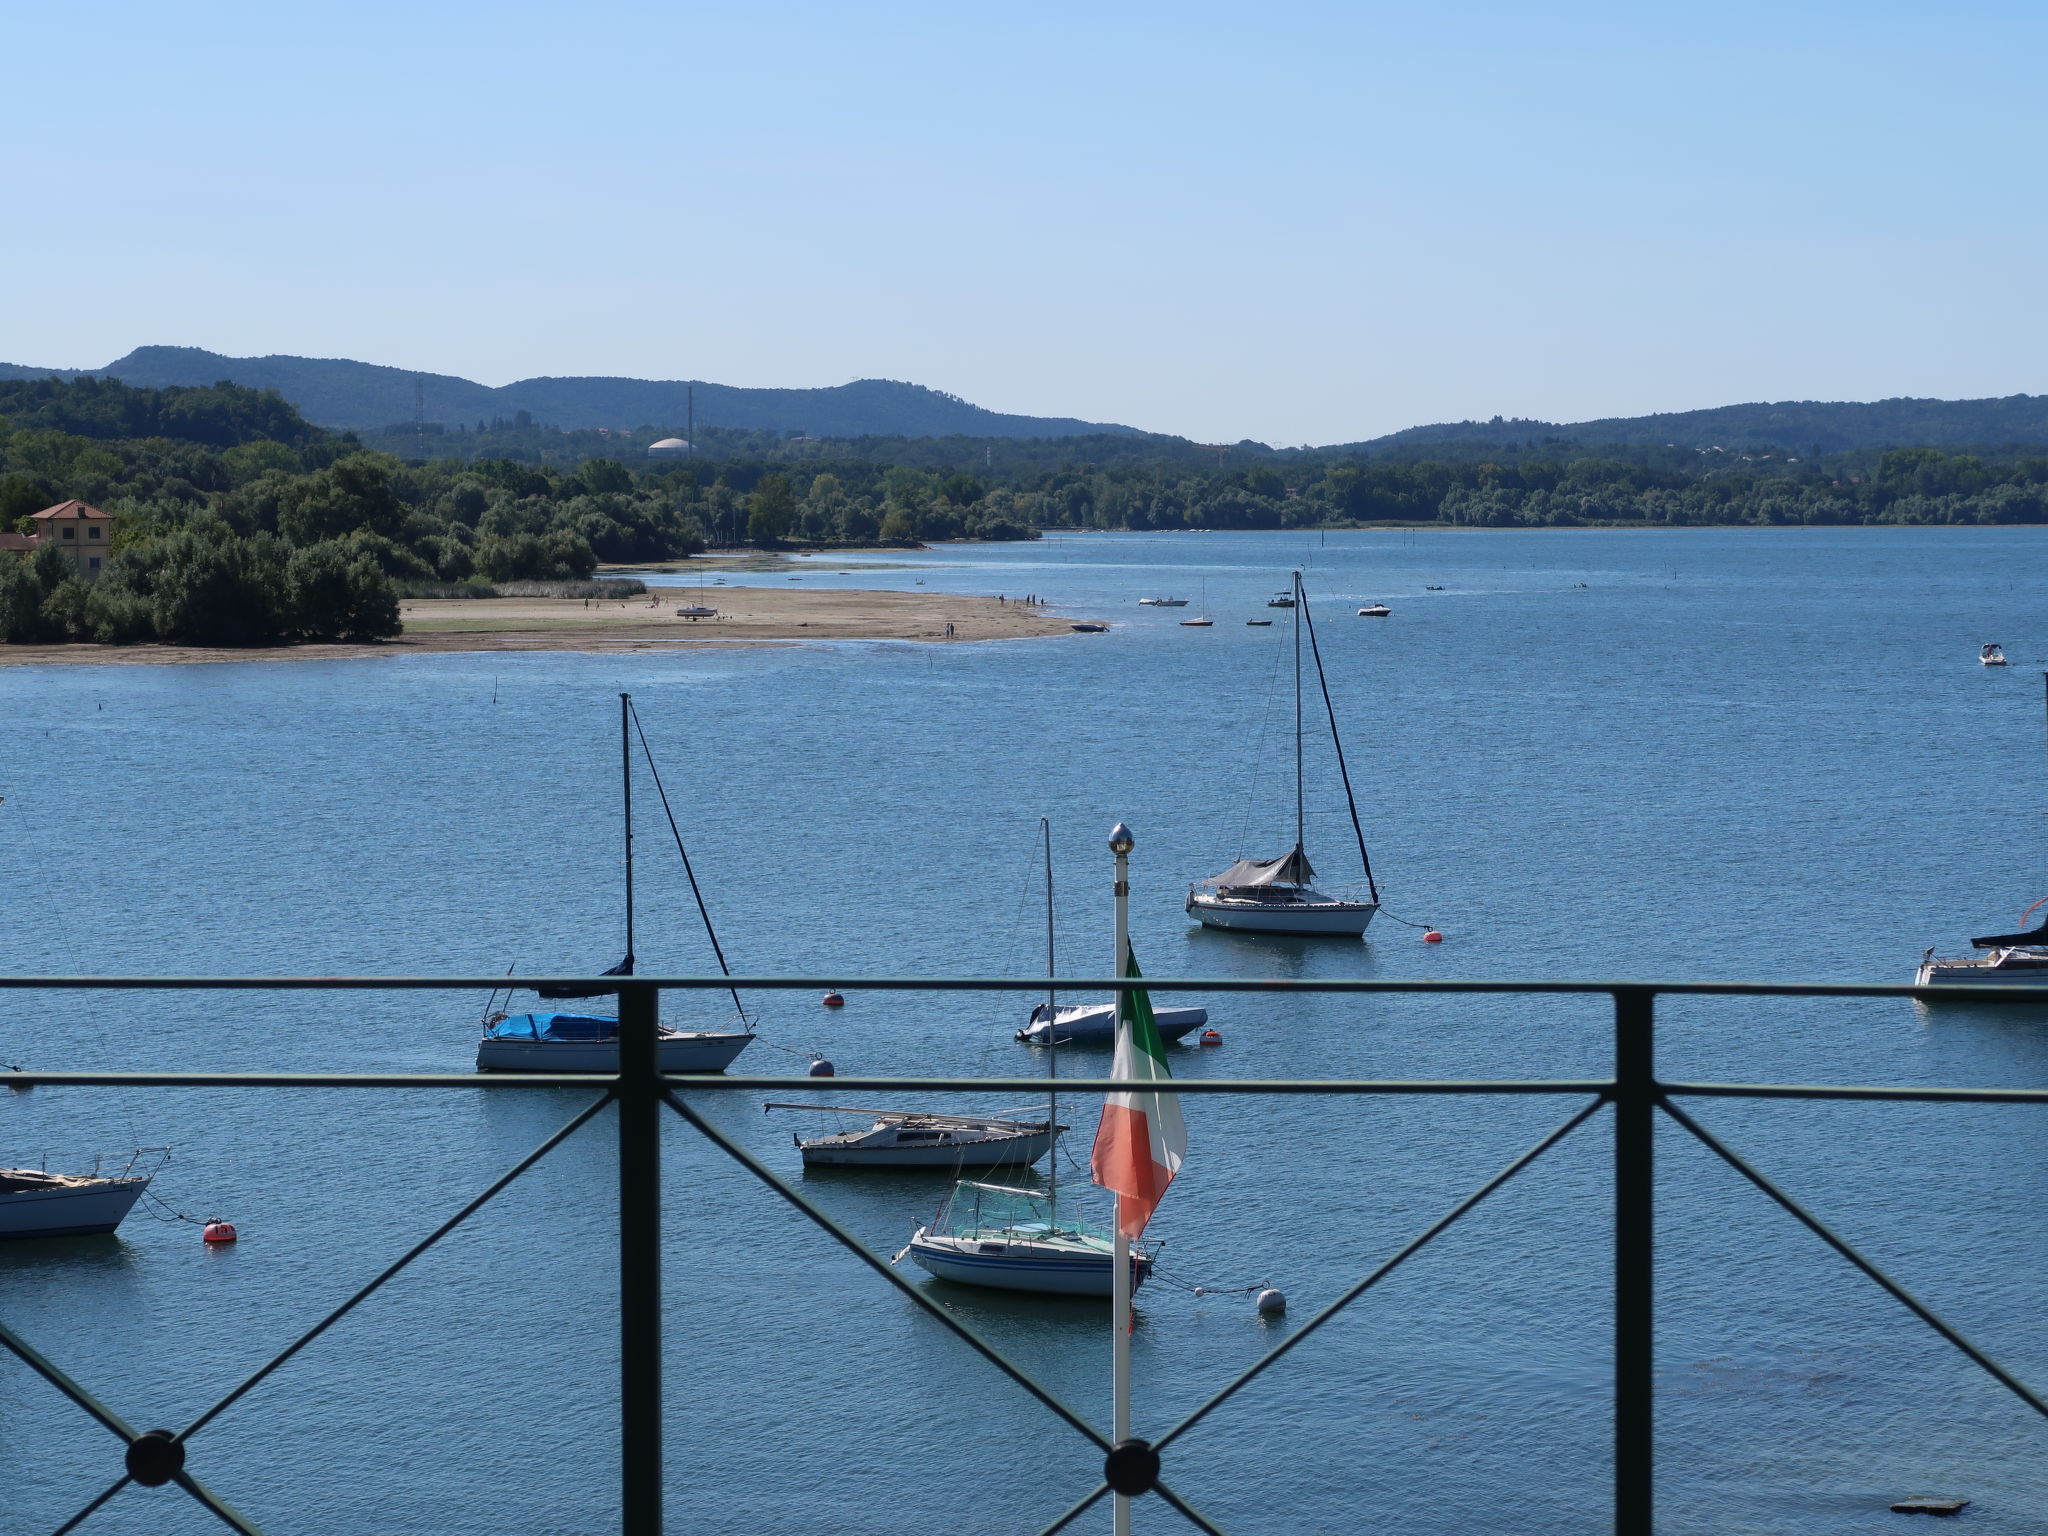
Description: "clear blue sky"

(8, 0), (2045, 443)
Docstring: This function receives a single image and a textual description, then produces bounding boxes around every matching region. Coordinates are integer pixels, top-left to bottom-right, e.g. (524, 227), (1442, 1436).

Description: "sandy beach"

(0, 587), (1096, 666)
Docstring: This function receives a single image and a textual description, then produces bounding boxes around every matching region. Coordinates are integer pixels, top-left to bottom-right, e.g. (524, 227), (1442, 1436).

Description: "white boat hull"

(1917, 950), (2048, 991)
(0, 1178), (149, 1239)
(476, 1032), (753, 1073)
(907, 1231), (1151, 1296)
(1017, 1003), (1207, 1045)
(1189, 892), (1378, 936)
(801, 1129), (1057, 1168)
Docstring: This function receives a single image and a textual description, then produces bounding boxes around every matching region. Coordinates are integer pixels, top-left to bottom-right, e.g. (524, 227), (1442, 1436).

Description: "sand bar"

(0, 588), (1096, 666)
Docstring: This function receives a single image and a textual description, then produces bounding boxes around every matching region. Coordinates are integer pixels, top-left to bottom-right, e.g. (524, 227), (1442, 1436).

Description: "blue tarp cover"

(484, 1012), (619, 1042)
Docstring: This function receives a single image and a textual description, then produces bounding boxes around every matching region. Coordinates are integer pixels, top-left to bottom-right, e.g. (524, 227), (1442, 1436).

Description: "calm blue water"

(5, 528), (2048, 1534)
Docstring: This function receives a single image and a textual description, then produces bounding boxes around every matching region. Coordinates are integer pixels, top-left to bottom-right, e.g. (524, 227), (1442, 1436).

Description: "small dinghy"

(1, 1151), (161, 1240)
(1981, 643), (2010, 666)
(1357, 603), (1391, 617)
(1247, 619), (1273, 626)
(1017, 1001), (1207, 1045)
(1069, 622), (1108, 633)
(903, 1180), (1153, 1296)
(768, 1105), (1061, 1168)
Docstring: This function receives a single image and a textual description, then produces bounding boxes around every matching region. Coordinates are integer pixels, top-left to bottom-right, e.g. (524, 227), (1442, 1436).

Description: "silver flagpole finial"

(1108, 822), (1134, 854)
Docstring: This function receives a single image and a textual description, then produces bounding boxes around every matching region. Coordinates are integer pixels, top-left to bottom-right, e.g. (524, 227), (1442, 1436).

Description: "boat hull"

(0, 1178), (149, 1239)
(907, 1233), (1152, 1296)
(1017, 1004), (1206, 1045)
(1916, 963), (2048, 991)
(801, 1130), (1057, 1168)
(1189, 894), (1379, 936)
(476, 1032), (753, 1073)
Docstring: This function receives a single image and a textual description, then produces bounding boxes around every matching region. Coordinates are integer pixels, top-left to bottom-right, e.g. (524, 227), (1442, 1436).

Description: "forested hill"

(1357, 394), (2048, 455)
(0, 346), (1143, 440)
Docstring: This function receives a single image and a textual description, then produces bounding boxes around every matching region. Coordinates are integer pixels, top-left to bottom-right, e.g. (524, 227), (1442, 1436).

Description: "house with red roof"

(2, 501), (118, 577)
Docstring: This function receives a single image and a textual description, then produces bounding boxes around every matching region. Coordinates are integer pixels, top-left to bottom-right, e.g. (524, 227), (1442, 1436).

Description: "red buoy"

(201, 1221), (237, 1245)
(1422, 930), (1444, 944)
(821, 991), (845, 1007)
(1199, 1028), (1222, 1046)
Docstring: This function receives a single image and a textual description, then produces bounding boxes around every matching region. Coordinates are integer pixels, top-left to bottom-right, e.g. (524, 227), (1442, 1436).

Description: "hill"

(0, 346), (1143, 440)
(1354, 395), (2048, 455)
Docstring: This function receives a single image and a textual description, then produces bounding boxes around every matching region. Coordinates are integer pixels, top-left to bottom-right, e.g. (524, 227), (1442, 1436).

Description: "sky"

(7, 0), (2047, 444)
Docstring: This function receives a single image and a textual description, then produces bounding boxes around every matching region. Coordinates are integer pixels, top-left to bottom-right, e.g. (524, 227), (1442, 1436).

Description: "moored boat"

(1189, 570), (1384, 938)
(0, 1153), (160, 1240)
(1017, 1001), (1207, 1045)
(903, 1180), (1153, 1296)
(768, 1105), (1060, 1168)
(1982, 643), (2010, 666)
(1357, 603), (1391, 617)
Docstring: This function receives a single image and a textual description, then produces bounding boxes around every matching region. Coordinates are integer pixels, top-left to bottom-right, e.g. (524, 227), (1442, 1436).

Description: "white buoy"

(1256, 1288), (1286, 1315)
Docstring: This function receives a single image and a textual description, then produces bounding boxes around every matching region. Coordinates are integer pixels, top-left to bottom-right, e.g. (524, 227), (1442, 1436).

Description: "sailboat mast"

(1293, 570), (1305, 855)
(621, 691), (636, 964)
(1042, 816), (1057, 1207)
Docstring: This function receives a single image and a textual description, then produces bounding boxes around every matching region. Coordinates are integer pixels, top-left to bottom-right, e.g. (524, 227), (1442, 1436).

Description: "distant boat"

(1070, 622), (1108, 633)
(1189, 570), (1382, 937)
(1018, 1001), (1207, 1045)
(478, 694), (754, 1074)
(1, 1151), (161, 1240)
(1181, 580), (1215, 626)
(767, 1105), (1060, 1168)
(1139, 596), (1189, 607)
(1357, 603), (1391, 617)
(1267, 591), (1297, 608)
(1982, 643), (2010, 666)
(1425, 586), (1445, 591)
(1247, 619), (1273, 626)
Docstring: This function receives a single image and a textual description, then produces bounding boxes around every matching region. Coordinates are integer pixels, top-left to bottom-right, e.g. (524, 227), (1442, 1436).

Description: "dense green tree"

(746, 474), (796, 543)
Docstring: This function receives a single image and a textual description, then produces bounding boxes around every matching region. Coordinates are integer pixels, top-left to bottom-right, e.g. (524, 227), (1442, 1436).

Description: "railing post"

(1613, 986), (1654, 1535)
(618, 981), (662, 1534)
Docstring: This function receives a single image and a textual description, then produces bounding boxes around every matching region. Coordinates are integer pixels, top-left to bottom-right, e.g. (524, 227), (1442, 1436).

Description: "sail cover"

(1971, 920), (2048, 949)
(535, 956), (632, 999)
(1210, 847), (1316, 888)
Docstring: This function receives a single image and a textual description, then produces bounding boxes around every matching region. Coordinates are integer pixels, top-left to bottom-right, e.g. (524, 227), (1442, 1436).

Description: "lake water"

(5, 527), (2048, 1534)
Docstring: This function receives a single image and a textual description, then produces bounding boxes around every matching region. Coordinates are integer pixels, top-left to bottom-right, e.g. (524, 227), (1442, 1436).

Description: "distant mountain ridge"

(0, 346), (1143, 440)
(1354, 395), (2048, 454)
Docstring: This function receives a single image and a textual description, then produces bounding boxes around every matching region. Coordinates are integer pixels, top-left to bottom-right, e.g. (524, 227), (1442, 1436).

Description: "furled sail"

(534, 955), (633, 999)
(1970, 921), (2048, 949)
(1210, 846), (1316, 889)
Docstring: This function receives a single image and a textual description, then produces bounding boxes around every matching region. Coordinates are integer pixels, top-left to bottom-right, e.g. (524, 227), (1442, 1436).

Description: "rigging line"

(1234, 606), (1292, 857)
(1299, 573), (1380, 904)
(626, 698), (746, 1024)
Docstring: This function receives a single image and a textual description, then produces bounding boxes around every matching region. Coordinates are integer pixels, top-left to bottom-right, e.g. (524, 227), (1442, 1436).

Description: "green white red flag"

(1090, 948), (1187, 1239)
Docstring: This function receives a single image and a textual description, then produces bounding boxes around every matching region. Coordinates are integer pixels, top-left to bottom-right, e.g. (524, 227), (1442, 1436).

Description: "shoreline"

(0, 587), (1094, 667)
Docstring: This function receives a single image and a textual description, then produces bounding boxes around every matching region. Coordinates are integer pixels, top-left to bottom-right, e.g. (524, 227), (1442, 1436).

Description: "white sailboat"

(1188, 570), (1382, 937)
(478, 694), (754, 1073)
(767, 1105), (1060, 1168)
(0, 1151), (161, 1240)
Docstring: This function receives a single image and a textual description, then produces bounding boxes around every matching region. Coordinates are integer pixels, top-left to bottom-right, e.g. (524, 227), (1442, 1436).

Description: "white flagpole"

(1108, 820), (1134, 1536)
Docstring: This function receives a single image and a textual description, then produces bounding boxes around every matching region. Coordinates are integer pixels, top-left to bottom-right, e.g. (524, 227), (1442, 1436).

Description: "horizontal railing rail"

(5, 974), (2046, 1536)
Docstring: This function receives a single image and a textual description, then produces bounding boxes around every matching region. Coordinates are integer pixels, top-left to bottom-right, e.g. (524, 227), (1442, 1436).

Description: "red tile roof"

(30, 500), (113, 521)
(0, 532), (38, 552)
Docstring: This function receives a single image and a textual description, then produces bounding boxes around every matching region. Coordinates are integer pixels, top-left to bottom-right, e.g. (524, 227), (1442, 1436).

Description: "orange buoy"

(1199, 1028), (1222, 1046)
(1422, 930), (1444, 944)
(821, 991), (845, 1007)
(201, 1220), (237, 1245)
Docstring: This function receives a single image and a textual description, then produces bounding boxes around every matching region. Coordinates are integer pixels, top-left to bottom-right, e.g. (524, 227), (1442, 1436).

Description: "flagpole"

(1108, 820), (1134, 1536)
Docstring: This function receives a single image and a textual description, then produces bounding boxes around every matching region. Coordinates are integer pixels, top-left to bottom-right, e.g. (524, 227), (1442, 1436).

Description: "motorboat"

(902, 1180), (1153, 1296)
(1357, 603), (1392, 617)
(479, 1012), (753, 1072)
(1247, 619), (1273, 626)
(766, 1104), (1061, 1168)
(1981, 643), (2010, 666)
(477, 693), (753, 1074)
(1189, 571), (1384, 938)
(1017, 1001), (1207, 1045)
(1, 1152), (160, 1239)
(1138, 597), (1189, 607)
(1070, 622), (1108, 633)
(1267, 592), (1296, 608)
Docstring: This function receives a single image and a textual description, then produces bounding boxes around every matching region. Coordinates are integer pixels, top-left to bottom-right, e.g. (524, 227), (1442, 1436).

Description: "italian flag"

(1090, 948), (1187, 1239)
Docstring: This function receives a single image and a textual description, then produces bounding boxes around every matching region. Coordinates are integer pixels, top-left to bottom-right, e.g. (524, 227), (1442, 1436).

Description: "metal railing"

(7, 972), (2048, 1535)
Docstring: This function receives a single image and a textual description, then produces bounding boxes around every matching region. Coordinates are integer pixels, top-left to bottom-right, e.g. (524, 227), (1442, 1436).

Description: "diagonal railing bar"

(1153, 1096), (1605, 1455)
(175, 1092), (611, 1444)
(661, 1090), (1110, 1450)
(1152, 1479), (1232, 1535)
(49, 1473), (130, 1536)
(168, 1471), (267, 1536)
(1661, 1097), (2048, 1422)
(0, 1314), (140, 1444)
(1031, 1483), (1110, 1536)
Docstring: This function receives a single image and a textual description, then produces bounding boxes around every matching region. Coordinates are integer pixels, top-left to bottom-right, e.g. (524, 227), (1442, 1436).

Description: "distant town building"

(646, 438), (692, 458)
(1, 501), (118, 577)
